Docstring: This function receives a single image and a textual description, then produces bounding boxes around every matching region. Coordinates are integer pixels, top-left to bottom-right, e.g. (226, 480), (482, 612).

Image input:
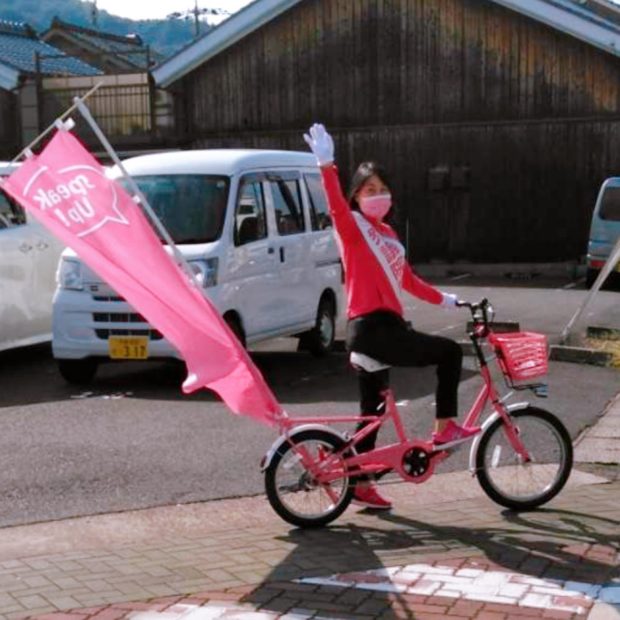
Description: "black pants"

(346, 310), (463, 454)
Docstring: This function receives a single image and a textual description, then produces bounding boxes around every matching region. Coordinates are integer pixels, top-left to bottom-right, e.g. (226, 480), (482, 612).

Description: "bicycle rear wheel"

(265, 429), (353, 528)
(475, 407), (573, 510)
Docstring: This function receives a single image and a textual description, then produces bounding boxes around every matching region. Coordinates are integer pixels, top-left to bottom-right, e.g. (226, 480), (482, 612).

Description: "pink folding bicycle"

(261, 299), (573, 528)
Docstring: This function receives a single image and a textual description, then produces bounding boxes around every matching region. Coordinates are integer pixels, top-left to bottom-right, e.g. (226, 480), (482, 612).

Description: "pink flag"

(2, 130), (283, 426)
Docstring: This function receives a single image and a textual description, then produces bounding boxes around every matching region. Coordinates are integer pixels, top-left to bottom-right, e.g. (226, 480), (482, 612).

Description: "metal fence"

(41, 82), (153, 142)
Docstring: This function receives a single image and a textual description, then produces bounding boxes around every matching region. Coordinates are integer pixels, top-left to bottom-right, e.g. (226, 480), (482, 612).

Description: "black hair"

(347, 161), (393, 212)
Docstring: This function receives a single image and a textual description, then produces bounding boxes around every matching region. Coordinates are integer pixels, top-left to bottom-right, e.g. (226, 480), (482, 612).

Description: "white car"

(0, 162), (65, 352)
(52, 149), (343, 384)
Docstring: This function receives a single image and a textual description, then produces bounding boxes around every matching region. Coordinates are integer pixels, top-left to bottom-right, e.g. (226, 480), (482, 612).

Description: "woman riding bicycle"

(304, 123), (480, 510)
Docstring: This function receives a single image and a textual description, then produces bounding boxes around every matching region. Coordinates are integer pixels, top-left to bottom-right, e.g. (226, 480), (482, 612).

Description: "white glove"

(441, 293), (459, 308)
(303, 123), (335, 166)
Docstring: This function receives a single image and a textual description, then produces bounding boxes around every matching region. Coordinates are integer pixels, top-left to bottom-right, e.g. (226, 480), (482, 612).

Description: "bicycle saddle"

(349, 351), (391, 372)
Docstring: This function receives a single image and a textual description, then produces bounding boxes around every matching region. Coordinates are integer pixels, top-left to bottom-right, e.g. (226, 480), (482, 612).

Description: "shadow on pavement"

(0, 344), (476, 409)
(240, 507), (619, 619)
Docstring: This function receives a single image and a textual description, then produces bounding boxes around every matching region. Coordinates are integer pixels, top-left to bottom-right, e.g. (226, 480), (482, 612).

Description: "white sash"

(353, 212), (405, 300)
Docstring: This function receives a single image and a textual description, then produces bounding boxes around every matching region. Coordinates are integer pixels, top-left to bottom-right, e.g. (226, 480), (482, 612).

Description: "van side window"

(235, 181), (267, 246)
(600, 187), (620, 221)
(0, 189), (26, 229)
(271, 179), (305, 235)
(304, 173), (332, 231)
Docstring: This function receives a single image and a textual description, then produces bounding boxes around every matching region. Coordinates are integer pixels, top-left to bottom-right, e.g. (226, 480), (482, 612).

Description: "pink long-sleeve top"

(321, 165), (445, 320)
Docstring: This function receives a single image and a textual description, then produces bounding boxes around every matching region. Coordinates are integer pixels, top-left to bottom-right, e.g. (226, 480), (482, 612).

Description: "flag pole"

(72, 97), (201, 287)
(10, 82), (103, 165)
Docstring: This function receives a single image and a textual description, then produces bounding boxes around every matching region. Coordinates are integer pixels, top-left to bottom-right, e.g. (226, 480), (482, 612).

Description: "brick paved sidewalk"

(1, 466), (617, 620)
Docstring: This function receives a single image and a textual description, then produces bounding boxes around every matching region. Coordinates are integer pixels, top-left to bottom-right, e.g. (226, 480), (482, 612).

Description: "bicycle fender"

(261, 424), (349, 472)
(468, 401), (530, 473)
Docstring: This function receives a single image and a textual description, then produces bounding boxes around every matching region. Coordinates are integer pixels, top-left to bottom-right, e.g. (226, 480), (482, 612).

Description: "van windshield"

(120, 174), (230, 243)
(600, 186), (620, 221)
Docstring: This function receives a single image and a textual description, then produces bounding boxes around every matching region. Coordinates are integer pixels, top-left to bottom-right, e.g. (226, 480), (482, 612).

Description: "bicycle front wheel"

(475, 407), (573, 510)
(265, 429), (353, 528)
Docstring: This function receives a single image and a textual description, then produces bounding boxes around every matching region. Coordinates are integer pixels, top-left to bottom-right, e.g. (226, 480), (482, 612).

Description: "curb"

(573, 391), (620, 467)
(337, 339), (618, 367)
(549, 344), (616, 367)
(466, 320), (520, 333)
(415, 260), (581, 279)
(458, 340), (618, 367)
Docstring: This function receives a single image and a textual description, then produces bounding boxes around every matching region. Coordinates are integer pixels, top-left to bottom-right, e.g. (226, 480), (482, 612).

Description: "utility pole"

(91, 0), (98, 28)
(166, 2), (230, 38)
(191, 0), (200, 38)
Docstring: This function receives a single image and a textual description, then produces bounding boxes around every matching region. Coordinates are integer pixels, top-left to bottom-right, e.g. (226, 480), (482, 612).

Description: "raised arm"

(304, 123), (363, 245)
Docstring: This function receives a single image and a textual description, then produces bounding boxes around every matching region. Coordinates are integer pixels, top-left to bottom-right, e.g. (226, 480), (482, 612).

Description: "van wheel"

(301, 298), (335, 357)
(57, 359), (98, 385)
(224, 314), (246, 348)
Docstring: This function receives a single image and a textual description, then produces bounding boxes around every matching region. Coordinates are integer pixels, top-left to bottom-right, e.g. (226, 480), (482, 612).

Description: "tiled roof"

(545, 0), (620, 27)
(493, 0), (620, 53)
(43, 18), (160, 70)
(0, 19), (100, 82)
(566, 0), (620, 25)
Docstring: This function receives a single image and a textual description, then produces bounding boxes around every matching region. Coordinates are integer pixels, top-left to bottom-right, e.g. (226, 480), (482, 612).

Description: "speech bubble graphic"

(22, 163), (128, 237)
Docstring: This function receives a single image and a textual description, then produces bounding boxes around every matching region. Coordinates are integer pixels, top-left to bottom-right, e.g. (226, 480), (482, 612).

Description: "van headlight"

(58, 258), (84, 291)
(188, 258), (218, 288)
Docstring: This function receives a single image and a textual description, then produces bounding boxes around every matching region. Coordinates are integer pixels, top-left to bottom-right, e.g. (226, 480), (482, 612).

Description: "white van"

(52, 149), (343, 384)
(0, 163), (65, 352)
(586, 177), (620, 287)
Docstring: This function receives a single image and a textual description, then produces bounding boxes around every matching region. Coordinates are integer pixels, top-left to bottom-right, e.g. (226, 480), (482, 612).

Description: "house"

(0, 17), (176, 160)
(571, 0), (620, 23)
(152, 0), (620, 264)
(39, 19), (173, 154)
(42, 18), (160, 73)
(0, 19), (100, 158)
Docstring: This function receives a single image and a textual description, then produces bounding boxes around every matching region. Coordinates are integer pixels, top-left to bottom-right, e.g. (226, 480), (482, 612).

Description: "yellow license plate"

(108, 336), (149, 359)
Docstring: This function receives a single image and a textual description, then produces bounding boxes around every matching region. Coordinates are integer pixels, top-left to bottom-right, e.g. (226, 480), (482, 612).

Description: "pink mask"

(359, 194), (392, 220)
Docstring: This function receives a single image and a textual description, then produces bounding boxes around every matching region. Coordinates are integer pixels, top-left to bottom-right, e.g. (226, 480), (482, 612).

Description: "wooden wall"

(174, 0), (620, 262)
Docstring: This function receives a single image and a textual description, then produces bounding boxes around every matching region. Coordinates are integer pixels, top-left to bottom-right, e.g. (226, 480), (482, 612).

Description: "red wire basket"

(488, 331), (549, 381)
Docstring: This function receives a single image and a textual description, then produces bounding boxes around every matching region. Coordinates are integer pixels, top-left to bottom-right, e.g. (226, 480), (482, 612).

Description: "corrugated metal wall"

(176, 0), (620, 262)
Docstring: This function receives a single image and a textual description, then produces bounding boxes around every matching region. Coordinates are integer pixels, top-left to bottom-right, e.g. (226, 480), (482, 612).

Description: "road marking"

(130, 604), (285, 619)
(450, 273), (472, 281)
(431, 323), (460, 334)
(563, 280), (582, 290)
(124, 563), (620, 620)
(296, 562), (620, 615)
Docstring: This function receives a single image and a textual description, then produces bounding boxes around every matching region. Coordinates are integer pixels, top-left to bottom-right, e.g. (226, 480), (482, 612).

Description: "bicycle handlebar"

(456, 298), (494, 333)
(455, 298), (489, 309)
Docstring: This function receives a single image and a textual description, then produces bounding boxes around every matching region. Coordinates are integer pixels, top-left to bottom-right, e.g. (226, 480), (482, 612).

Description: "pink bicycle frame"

(275, 342), (532, 486)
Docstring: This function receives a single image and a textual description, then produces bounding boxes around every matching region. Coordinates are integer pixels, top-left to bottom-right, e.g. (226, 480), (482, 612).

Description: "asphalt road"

(0, 278), (618, 528)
